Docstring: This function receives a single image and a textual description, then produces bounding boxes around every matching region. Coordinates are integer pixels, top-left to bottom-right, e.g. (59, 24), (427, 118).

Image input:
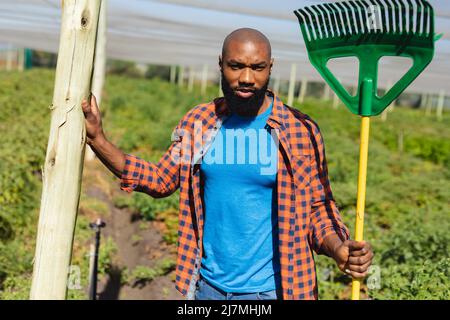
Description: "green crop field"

(0, 68), (449, 300)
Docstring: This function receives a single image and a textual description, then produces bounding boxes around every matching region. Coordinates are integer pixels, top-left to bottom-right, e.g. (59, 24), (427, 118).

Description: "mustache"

(221, 73), (270, 114)
(221, 75), (269, 97)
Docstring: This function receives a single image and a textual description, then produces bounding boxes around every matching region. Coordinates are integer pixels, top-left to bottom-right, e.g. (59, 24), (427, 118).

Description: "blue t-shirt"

(199, 99), (281, 293)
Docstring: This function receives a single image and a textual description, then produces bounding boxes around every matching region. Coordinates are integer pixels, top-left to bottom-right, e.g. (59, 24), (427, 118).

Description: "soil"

(82, 159), (184, 300)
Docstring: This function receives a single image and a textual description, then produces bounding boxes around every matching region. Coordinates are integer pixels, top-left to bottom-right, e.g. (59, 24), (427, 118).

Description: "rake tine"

(335, 1), (352, 36)
(330, 2), (347, 36)
(324, 3), (341, 37)
(370, 0), (384, 33)
(415, 0), (423, 34)
(353, 0), (369, 34)
(377, 0), (388, 33)
(296, 9), (308, 41)
(425, 0), (434, 37)
(294, 10), (309, 41)
(406, 0), (414, 34)
(419, 0), (430, 36)
(385, 0), (396, 34)
(317, 4), (334, 38)
(298, 8), (316, 41)
(295, 9), (309, 41)
(348, 1), (364, 35)
(342, 1), (358, 35)
(311, 5), (329, 39)
(398, 0), (407, 34)
(305, 7), (322, 39)
(392, 0), (401, 33)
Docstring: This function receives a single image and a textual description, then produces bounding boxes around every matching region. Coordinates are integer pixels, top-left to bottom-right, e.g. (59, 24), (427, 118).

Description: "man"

(82, 28), (374, 300)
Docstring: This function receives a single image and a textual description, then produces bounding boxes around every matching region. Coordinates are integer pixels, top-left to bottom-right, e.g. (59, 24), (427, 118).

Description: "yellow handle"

(351, 116), (370, 300)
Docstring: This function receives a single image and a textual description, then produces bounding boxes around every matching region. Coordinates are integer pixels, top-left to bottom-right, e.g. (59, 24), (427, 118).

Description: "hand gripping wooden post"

(30, 0), (102, 300)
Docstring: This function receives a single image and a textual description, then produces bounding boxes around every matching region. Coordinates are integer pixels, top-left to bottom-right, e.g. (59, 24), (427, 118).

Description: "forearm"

(88, 134), (125, 179)
(320, 233), (344, 260)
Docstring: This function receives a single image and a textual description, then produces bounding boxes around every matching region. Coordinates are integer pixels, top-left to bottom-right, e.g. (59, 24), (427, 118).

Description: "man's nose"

(238, 67), (255, 86)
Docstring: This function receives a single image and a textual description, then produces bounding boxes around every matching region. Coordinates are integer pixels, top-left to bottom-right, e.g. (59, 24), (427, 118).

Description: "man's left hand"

(334, 240), (374, 278)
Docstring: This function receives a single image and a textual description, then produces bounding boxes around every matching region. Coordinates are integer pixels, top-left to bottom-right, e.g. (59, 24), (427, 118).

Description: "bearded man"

(82, 28), (373, 300)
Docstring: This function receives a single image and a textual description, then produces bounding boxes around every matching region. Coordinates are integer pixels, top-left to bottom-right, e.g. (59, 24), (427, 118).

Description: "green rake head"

(294, 0), (438, 116)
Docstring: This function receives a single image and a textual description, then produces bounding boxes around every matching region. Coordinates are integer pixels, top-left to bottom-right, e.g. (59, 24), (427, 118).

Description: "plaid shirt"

(120, 90), (349, 300)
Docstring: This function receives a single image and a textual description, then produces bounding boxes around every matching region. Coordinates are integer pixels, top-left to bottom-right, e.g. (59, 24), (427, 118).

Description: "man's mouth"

(235, 88), (255, 99)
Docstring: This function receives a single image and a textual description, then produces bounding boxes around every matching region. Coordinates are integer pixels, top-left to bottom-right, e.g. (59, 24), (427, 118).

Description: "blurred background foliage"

(0, 65), (448, 299)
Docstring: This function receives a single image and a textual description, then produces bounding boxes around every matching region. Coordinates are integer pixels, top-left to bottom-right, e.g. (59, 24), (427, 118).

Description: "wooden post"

(437, 90), (445, 121)
(425, 93), (433, 116)
(386, 80), (396, 113)
(86, 0), (107, 162)
(6, 44), (13, 71)
(397, 129), (404, 154)
(323, 82), (331, 101)
(30, 0), (101, 300)
(17, 48), (25, 72)
(333, 89), (339, 109)
(178, 65), (185, 87)
(298, 77), (308, 103)
(273, 74), (281, 95)
(188, 66), (195, 92)
(287, 63), (297, 106)
(201, 64), (208, 95)
(381, 81), (393, 121)
(0, 51), (4, 70)
(170, 65), (176, 84)
(420, 93), (427, 110)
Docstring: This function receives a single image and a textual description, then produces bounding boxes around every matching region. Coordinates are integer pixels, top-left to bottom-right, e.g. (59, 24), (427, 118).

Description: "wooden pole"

(386, 80), (396, 113)
(170, 65), (176, 84)
(333, 90), (339, 109)
(6, 44), (13, 71)
(323, 82), (331, 101)
(178, 65), (185, 87)
(298, 77), (308, 103)
(201, 64), (208, 95)
(273, 74), (281, 95)
(0, 51), (4, 70)
(30, 0), (101, 300)
(17, 48), (25, 72)
(425, 93), (433, 116)
(188, 66), (195, 92)
(437, 90), (445, 121)
(86, 0), (107, 162)
(420, 93), (427, 109)
(381, 108), (388, 122)
(381, 81), (393, 121)
(287, 63), (297, 106)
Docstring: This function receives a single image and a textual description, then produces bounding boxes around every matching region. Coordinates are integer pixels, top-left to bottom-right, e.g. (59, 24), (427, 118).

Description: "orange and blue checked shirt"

(120, 90), (350, 300)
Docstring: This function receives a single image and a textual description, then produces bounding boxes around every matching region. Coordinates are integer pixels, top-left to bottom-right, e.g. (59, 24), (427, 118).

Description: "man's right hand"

(81, 94), (125, 178)
(82, 94), (104, 145)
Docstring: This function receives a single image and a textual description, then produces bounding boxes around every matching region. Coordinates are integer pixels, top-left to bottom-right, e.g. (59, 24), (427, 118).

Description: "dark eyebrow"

(252, 62), (268, 67)
(227, 60), (268, 67)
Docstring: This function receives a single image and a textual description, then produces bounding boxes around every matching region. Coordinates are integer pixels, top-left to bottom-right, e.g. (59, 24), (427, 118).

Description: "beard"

(221, 72), (270, 115)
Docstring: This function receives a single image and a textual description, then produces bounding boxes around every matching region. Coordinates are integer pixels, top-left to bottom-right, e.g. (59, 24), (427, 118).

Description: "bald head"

(222, 28), (272, 60)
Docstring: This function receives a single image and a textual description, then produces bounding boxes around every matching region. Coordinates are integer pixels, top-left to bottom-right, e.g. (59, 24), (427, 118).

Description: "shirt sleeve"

(120, 125), (184, 198)
(307, 121), (350, 255)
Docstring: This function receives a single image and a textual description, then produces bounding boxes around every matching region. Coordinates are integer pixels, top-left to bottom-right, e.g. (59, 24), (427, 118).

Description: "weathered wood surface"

(30, 0), (102, 300)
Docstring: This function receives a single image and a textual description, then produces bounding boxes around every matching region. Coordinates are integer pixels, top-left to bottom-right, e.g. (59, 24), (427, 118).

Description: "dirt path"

(82, 161), (183, 300)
